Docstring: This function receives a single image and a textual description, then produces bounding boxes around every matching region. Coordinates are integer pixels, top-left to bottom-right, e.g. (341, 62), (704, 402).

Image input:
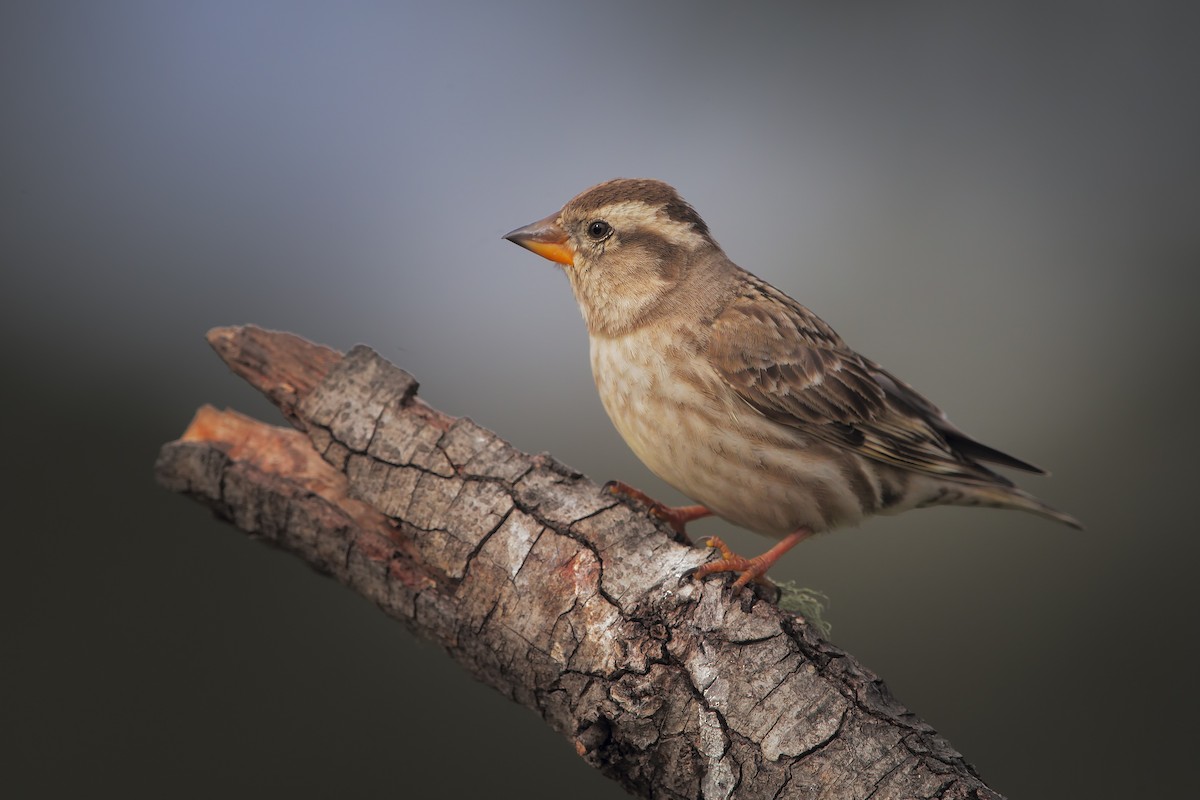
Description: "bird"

(503, 178), (1081, 589)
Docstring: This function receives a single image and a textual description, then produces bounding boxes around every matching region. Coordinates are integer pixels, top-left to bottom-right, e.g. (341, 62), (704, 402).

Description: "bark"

(155, 325), (1003, 800)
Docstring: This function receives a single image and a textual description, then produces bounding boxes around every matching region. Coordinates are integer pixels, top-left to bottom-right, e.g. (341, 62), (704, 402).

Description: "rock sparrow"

(504, 178), (1081, 588)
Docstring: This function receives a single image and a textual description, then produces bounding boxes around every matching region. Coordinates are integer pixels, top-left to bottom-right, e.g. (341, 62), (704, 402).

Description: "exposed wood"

(155, 325), (1003, 800)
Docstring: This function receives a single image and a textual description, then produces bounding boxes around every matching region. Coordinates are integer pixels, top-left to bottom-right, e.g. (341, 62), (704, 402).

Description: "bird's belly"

(590, 333), (873, 537)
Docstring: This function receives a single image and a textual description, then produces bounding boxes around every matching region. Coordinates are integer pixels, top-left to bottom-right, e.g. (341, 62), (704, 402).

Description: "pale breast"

(589, 326), (882, 537)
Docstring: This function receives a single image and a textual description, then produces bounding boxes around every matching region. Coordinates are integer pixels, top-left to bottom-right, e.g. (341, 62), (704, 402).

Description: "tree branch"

(154, 325), (1003, 800)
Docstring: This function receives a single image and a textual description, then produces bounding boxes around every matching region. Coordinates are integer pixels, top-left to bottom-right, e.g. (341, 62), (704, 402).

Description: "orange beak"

(503, 213), (574, 266)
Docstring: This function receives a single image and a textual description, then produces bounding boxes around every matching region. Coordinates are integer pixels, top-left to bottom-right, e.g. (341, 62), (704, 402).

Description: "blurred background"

(3, 2), (1196, 797)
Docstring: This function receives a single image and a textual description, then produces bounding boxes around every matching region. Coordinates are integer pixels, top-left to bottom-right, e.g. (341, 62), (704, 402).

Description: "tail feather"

(968, 483), (1084, 530)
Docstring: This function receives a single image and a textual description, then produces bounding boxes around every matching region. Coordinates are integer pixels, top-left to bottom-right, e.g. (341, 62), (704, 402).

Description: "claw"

(690, 529), (813, 590)
(603, 480), (710, 544)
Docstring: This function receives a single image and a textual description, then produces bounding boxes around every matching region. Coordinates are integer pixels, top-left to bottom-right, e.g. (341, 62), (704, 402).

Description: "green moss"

(776, 582), (832, 637)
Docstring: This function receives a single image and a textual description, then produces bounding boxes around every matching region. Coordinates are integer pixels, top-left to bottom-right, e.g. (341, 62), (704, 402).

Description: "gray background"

(4, 2), (1196, 797)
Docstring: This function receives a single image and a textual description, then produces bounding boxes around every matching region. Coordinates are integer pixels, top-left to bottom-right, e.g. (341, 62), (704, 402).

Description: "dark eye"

(587, 220), (612, 240)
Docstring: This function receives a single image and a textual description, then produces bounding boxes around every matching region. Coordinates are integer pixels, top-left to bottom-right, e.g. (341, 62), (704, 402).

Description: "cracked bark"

(155, 325), (1004, 800)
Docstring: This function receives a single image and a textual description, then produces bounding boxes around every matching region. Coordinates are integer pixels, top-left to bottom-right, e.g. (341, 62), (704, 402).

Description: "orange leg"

(604, 480), (712, 542)
(693, 528), (813, 589)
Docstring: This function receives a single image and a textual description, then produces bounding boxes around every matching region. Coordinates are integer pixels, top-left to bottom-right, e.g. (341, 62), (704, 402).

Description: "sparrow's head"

(504, 178), (723, 336)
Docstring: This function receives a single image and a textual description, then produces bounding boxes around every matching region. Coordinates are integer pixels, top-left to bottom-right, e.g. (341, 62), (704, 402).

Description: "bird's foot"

(692, 536), (777, 589)
(692, 529), (813, 590)
(603, 480), (711, 544)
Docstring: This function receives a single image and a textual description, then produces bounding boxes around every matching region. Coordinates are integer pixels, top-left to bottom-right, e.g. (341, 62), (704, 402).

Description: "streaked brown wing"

(707, 273), (1005, 483)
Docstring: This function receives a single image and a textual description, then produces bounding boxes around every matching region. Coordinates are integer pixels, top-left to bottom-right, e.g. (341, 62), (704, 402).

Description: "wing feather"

(708, 273), (1026, 484)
